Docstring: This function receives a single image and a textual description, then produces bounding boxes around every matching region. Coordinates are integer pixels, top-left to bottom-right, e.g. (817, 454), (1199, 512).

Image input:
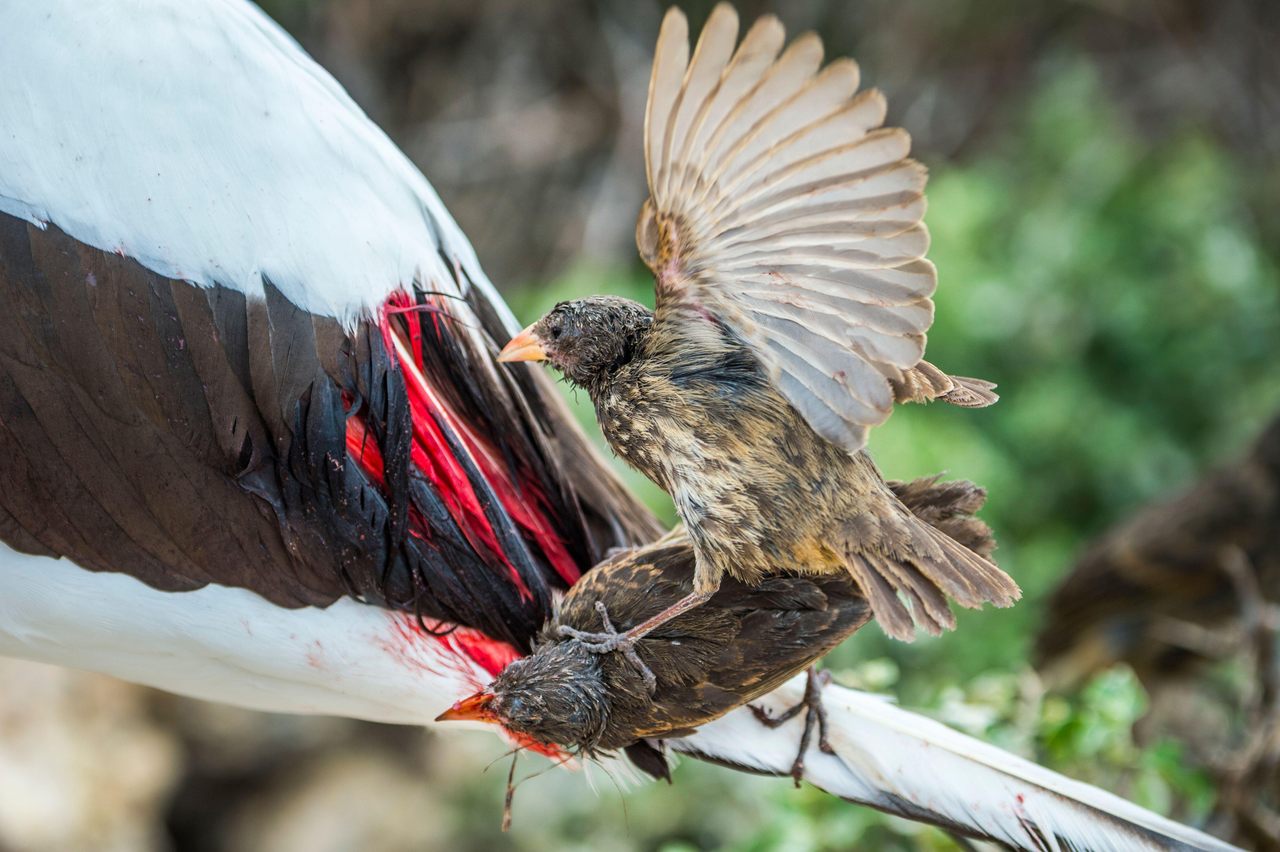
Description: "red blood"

(344, 413), (386, 487)
(390, 615), (562, 759)
(348, 292), (589, 701)
(414, 309), (581, 585)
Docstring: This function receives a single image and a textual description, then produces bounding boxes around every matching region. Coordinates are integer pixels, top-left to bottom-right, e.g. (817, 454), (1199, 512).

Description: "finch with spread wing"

(499, 4), (1018, 649)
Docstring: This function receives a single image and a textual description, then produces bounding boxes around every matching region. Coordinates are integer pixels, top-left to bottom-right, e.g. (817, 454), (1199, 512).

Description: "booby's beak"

(497, 325), (548, 363)
(435, 691), (499, 724)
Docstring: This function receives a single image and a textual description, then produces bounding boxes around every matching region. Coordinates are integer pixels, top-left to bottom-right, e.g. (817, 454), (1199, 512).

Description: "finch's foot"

(559, 589), (715, 693)
(558, 601), (658, 693)
(749, 667), (834, 786)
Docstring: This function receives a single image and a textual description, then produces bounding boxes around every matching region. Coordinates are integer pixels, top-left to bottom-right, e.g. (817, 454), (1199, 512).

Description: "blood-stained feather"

(0, 212), (658, 652)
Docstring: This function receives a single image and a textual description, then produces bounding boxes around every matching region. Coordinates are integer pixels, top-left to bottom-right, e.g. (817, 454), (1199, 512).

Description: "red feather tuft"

(346, 291), (591, 678)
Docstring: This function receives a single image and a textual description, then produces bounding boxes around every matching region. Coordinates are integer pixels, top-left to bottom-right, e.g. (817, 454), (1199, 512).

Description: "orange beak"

(435, 691), (499, 724)
(496, 324), (548, 363)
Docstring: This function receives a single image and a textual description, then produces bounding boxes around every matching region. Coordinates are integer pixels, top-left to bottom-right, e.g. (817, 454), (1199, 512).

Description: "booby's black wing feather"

(0, 212), (659, 650)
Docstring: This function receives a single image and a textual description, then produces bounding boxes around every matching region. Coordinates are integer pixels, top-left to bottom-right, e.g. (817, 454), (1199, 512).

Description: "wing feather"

(645, 9), (690, 193)
(738, 285), (933, 336)
(641, 6), (942, 452)
(661, 4), (739, 202)
(688, 33), (825, 207)
(709, 59), (862, 198)
(726, 160), (927, 228)
(680, 16), (786, 197)
(766, 336), (892, 421)
(724, 129), (914, 217)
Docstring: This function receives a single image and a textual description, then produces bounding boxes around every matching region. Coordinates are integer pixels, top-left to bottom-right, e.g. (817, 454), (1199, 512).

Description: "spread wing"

(638, 4), (935, 453)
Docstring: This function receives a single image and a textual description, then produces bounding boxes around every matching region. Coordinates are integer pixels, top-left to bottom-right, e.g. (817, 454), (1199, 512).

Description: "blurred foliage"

(499, 55), (1280, 849)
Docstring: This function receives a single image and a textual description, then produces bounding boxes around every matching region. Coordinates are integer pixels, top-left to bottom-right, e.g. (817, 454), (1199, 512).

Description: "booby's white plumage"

(0, 543), (490, 726)
(0, 0), (580, 737)
(0, 0), (513, 330)
(678, 677), (1238, 851)
(0, 538), (1237, 848)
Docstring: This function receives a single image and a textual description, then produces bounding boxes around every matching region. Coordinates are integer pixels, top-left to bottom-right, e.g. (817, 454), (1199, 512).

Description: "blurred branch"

(1037, 412), (1280, 688)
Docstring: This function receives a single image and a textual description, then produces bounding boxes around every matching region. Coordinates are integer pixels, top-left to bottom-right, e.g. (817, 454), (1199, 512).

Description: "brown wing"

(638, 5), (937, 453)
(552, 528), (870, 750)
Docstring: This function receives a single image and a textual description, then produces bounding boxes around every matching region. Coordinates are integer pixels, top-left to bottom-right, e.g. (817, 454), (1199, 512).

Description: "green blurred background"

(494, 43), (1280, 850)
(4, 1), (1279, 850)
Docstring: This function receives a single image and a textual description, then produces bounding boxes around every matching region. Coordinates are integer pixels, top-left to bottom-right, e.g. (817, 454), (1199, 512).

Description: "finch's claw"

(558, 601), (657, 693)
(748, 667), (832, 786)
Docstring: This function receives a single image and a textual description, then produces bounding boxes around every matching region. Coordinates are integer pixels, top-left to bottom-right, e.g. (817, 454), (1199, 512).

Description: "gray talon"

(559, 601), (657, 693)
(749, 668), (832, 785)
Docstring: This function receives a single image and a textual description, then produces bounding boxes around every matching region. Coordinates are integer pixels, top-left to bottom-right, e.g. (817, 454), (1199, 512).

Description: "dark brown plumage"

(439, 475), (995, 774)
(517, 534), (867, 753)
(498, 7), (1017, 643)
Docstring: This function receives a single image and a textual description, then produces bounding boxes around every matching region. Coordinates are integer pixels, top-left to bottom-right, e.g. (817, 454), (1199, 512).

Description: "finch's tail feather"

(941, 375), (999, 408)
(839, 476), (1018, 642)
(889, 475), (995, 558)
(891, 361), (999, 408)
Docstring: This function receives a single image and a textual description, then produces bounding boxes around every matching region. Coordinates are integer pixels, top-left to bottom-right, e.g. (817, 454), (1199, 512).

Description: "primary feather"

(677, 677), (1240, 851)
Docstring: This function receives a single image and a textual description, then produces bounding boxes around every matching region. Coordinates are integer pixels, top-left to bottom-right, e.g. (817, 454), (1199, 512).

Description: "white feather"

(0, 547), (1239, 850)
(0, 0), (515, 332)
(674, 676), (1239, 851)
(0, 543), (492, 728)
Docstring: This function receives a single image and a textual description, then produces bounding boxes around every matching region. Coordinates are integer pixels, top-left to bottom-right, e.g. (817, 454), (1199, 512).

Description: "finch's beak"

(497, 325), (548, 363)
(435, 691), (499, 724)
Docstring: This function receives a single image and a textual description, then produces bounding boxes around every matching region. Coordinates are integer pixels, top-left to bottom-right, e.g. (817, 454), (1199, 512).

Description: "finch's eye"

(549, 323), (563, 340)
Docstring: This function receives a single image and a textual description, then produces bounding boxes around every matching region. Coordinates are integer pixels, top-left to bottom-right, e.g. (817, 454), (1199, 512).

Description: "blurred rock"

(0, 660), (177, 852)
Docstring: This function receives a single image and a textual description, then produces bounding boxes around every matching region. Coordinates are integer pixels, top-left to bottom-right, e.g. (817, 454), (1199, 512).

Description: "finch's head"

(435, 641), (610, 752)
(497, 296), (653, 391)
